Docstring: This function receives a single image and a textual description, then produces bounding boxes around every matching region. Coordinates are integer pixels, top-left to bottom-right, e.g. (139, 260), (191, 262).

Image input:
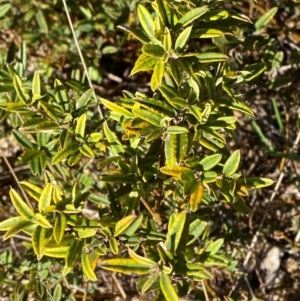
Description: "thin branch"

(202, 280), (210, 301)
(61, 0), (103, 119)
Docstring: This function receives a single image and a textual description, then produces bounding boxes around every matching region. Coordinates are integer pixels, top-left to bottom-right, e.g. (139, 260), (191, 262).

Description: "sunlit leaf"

(160, 273), (179, 301)
(10, 188), (34, 219)
(222, 150), (240, 176)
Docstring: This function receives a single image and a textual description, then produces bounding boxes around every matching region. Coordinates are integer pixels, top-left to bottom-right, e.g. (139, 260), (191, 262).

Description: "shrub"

(0, 0), (275, 300)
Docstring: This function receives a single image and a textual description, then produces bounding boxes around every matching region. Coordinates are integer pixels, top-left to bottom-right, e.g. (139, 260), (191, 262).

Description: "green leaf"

(44, 246), (69, 258)
(32, 225), (46, 259)
(75, 113), (87, 141)
(38, 183), (53, 213)
(189, 182), (204, 212)
(122, 214), (143, 236)
(255, 7), (278, 31)
(166, 126), (188, 134)
(79, 144), (94, 158)
(231, 196), (250, 214)
(175, 26), (192, 51)
(77, 88), (93, 108)
(101, 98), (133, 117)
(163, 27), (172, 51)
(32, 71), (42, 101)
(65, 239), (83, 269)
(118, 25), (150, 44)
(10, 188), (34, 219)
(0, 216), (29, 231)
(101, 258), (150, 275)
(153, 0), (172, 27)
(13, 74), (29, 103)
(54, 214), (67, 244)
(82, 251), (97, 281)
(210, 238), (224, 255)
(101, 173), (132, 183)
(190, 28), (224, 38)
(109, 237), (119, 255)
(151, 59), (165, 90)
(35, 9), (48, 34)
(165, 211), (186, 253)
(131, 55), (157, 75)
(54, 79), (70, 112)
(160, 166), (190, 178)
(195, 52), (228, 63)
(138, 5), (154, 38)
(103, 121), (125, 155)
(177, 6), (209, 27)
(0, 3), (11, 18)
(142, 44), (165, 58)
(40, 101), (61, 121)
(3, 219), (33, 240)
(128, 248), (156, 268)
(114, 215), (138, 237)
(53, 284), (62, 301)
(243, 62), (266, 81)
(160, 273), (179, 301)
(132, 107), (162, 127)
(187, 219), (207, 246)
(238, 177), (274, 189)
(52, 142), (79, 164)
(12, 129), (33, 149)
(34, 213), (52, 228)
(199, 154), (222, 171)
(164, 134), (176, 168)
(222, 150), (240, 177)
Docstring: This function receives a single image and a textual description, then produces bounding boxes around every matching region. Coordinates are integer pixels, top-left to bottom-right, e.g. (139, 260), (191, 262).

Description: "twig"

(61, 0), (103, 119)
(0, 149), (33, 210)
(201, 280), (210, 301)
(112, 273), (127, 300)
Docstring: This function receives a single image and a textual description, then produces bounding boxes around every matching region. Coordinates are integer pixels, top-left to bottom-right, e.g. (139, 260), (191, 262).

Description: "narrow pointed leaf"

(32, 225), (46, 259)
(10, 188), (34, 218)
(66, 239), (83, 268)
(164, 134), (176, 168)
(132, 108), (162, 127)
(237, 177), (274, 189)
(255, 7), (278, 31)
(177, 6), (209, 27)
(138, 5), (154, 38)
(44, 246), (69, 258)
(3, 219), (33, 240)
(160, 273), (179, 301)
(165, 211), (186, 253)
(200, 154), (222, 171)
(75, 113), (87, 141)
(142, 44), (165, 58)
(103, 122), (125, 155)
(175, 26), (192, 51)
(0, 216), (29, 231)
(101, 258), (150, 275)
(82, 251), (97, 281)
(195, 52), (228, 63)
(189, 182), (204, 212)
(128, 248), (156, 267)
(34, 213), (52, 228)
(39, 183), (53, 213)
(54, 214), (67, 244)
(101, 98), (133, 117)
(114, 215), (137, 237)
(160, 166), (190, 178)
(52, 142), (79, 164)
(222, 150), (240, 176)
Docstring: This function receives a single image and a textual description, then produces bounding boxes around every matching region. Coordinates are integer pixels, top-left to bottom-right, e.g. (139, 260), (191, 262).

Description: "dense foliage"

(0, 0), (299, 300)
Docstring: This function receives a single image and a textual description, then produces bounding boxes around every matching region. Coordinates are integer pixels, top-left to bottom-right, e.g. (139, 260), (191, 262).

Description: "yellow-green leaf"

(152, 59), (165, 90)
(164, 134), (176, 168)
(195, 52), (228, 63)
(128, 248), (156, 268)
(52, 142), (79, 164)
(13, 74), (29, 103)
(222, 149), (240, 177)
(189, 182), (204, 212)
(3, 219), (33, 240)
(101, 98), (133, 117)
(75, 113), (87, 141)
(177, 6), (209, 27)
(255, 7), (278, 31)
(79, 144), (94, 158)
(39, 183), (53, 213)
(34, 213), (52, 228)
(66, 239), (83, 268)
(10, 188), (34, 219)
(32, 225), (46, 260)
(160, 165), (190, 177)
(109, 237), (119, 255)
(175, 26), (192, 51)
(54, 214), (67, 244)
(160, 273), (179, 301)
(138, 5), (154, 38)
(82, 251), (97, 281)
(114, 215), (137, 237)
(103, 121), (125, 155)
(132, 108), (162, 127)
(44, 246), (69, 258)
(100, 258), (150, 275)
